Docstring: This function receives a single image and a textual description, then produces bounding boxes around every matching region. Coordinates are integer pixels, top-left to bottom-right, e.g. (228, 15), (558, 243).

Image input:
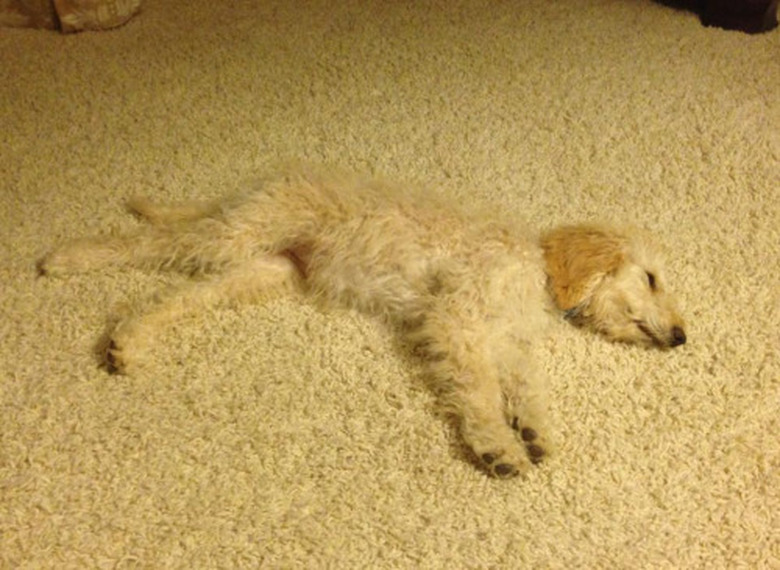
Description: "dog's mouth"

(564, 305), (587, 327)
(634, 320), (662, 346)
(634, 320), (687, 348)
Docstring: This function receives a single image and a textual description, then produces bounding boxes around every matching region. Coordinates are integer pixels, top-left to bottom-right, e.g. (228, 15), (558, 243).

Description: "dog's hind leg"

(38, 216), (263, 277)
(105, 255), (301, 374)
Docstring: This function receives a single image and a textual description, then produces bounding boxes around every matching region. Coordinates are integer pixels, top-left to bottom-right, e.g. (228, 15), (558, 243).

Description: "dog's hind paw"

(36, 252), (68, 277)
(104, 337), (142, 375)
(105, 340), (128, 374)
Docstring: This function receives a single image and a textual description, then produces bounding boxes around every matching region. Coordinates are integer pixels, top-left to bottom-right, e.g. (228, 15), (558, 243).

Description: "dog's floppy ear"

(541, 225), (626, 311)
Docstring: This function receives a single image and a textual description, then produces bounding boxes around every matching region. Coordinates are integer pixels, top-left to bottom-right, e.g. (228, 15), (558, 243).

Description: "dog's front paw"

(511, 418), (552, 465)
(479, 449), (531, 479)
(462, 420), (535, 478)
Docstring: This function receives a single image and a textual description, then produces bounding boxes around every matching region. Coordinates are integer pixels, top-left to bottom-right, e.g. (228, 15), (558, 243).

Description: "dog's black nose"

(670, 326), (686, 347)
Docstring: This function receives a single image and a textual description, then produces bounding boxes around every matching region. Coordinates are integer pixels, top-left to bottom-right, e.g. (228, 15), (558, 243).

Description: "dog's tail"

(127, 196), (220, 226)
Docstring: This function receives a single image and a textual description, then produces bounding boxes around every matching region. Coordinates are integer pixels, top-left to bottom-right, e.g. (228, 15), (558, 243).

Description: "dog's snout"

(670, 326), (686, 347)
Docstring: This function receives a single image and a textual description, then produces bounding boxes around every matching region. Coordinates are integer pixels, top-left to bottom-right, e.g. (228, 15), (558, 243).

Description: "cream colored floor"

(1, 1), (778, 566)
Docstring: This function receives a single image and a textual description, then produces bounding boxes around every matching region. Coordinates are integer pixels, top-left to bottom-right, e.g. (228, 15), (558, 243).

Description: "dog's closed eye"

(646, 271), (657, 291)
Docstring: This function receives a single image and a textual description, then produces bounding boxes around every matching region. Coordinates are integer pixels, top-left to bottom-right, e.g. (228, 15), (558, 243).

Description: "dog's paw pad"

(526, 444), (545, 464)
(36, 255), (63, 277)
(36, 259), (49, 277)
(520, 427), (538, 442)
(520, 427), (547, 462)
(479, 450), (523, 478)
(493, 462), (519, 478)
(511, 419), (549, 464)
(105, 340), (128, 375)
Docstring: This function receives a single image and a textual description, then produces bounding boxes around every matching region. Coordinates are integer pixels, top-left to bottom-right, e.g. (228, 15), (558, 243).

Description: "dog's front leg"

(445, 368), (534, 478)
(416, 311), (534, 478)
(498, 355), (554, 467)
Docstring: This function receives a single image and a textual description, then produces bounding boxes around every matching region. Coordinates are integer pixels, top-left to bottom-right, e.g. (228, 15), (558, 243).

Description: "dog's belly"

(300, 242), (440, 320)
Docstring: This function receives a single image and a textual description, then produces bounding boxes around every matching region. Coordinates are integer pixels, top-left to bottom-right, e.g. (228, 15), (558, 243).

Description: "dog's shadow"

(87, 300), (510, 477)
(387, 325), (494, 475)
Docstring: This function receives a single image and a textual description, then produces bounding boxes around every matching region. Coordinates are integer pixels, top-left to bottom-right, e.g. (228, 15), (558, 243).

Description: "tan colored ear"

(541, 225), (626, 311)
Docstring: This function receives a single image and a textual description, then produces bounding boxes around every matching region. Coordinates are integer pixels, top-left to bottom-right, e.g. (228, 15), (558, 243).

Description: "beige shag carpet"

(2, 0), (778, 567)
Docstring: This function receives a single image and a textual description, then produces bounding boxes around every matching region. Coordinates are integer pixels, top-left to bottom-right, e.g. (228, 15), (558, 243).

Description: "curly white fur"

(38, 165), (686, 478)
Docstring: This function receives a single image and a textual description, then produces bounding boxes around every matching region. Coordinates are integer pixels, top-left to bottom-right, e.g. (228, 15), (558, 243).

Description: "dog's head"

(542, 224), (686, 348)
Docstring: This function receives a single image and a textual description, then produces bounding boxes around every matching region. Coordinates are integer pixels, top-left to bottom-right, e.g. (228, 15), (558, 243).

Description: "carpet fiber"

(1, 0), (778, 567)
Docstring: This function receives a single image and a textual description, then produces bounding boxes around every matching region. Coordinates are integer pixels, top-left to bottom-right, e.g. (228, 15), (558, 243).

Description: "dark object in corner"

(702, 0), (779, 33)
(657, 0), (779, 33)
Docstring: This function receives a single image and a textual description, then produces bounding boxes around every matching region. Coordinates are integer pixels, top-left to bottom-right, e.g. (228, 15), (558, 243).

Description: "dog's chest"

(478, 253), (550, 336)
